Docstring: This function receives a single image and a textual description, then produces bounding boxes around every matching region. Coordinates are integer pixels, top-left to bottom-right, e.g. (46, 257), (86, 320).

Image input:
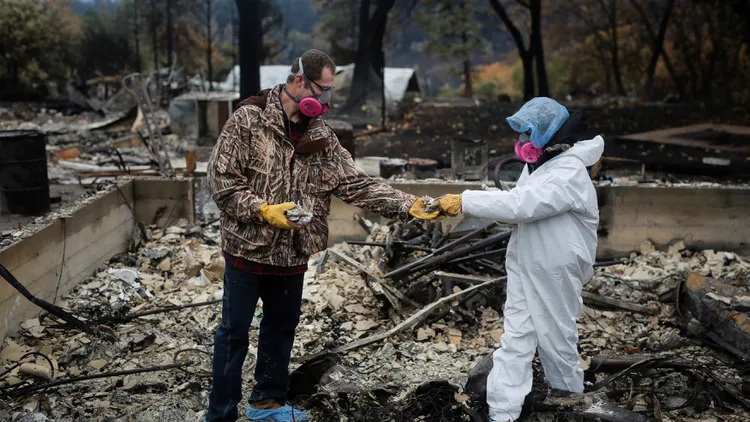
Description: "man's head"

(284, 49), (336, 118)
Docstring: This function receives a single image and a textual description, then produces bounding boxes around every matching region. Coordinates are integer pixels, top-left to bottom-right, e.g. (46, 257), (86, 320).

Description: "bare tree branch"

(489, 0), (527, 52)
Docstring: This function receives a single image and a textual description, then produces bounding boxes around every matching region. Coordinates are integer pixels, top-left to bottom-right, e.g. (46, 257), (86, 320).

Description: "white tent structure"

(332, 64), (421, 105)
(214, 64), (422, 108)
(218, 65), (291, 92)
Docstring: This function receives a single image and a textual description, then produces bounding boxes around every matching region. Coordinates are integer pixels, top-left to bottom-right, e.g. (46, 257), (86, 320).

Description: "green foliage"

(310, 0), (360, 64)
(471, 60), (520, 99)
(438, 82), (461, 98)
(512, 60), (524, 94)
(473, 78), (502, 102)
(79, 5), (137, 78)
(415, 0), (489, 70)
(0, 0), (81, 85)
(543, 53), (570, 97)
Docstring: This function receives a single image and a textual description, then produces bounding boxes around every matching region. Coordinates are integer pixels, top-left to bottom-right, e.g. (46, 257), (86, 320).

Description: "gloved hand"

(408, 197), (442, 220)
(428, 194), (462, 217)
(260, 202), (301, 230)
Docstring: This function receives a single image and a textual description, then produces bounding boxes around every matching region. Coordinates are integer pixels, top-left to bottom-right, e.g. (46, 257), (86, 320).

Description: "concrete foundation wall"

(0, 179), (194, 342)
(133, 178), (195, 227)
(596, 185), (750, 258)
(329, 182), (750, 259)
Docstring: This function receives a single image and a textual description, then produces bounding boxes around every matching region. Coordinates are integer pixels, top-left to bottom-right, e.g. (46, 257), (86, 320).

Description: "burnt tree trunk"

(643, 0), (675, 98)
(607, 1), (626, 96)
(10, 63), (19, 86)
(462, 58), (473, 98)
(231, 6), (237, 90)
(700, 2), (723, 102)
(530, 0), (548, 97)
(520, 52), (534, 100)
(343, 0), (396, 113)
(630, 0), (682, 98)
(373, 9), (388, 125)
(235, 0), (263, 99)
(134, 0), (141, 71)
(151, 0), (159, 70)
(730, 0), (750, 45)
(166, 0), (173, 67)
(490, 0), (534, 99)
(343, 0), (372, 111)
(459, 0), (473, 98)
(206, 0), (213, 89)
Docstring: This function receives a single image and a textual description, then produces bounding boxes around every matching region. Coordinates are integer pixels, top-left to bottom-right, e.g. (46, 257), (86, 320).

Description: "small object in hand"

(423, 196), (439, 213)
(425, 194), (462, 217)
(285, 206), (313, 226)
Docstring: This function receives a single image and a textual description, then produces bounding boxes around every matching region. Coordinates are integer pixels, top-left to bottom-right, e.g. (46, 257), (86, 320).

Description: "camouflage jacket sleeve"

(332, 136), (417, 221)
(207, 107), (266, 223)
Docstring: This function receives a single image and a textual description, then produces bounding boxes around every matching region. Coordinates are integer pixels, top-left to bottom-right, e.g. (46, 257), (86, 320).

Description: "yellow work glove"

(408, 197), (442, 220)
(432, 194), (462, 217)
(260, 202), (300, 230)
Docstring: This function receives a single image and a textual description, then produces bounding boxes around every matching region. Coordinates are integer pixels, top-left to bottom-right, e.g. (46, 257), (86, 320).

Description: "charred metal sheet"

(606, 124), (750, 176)
(679, 273), (750, 361)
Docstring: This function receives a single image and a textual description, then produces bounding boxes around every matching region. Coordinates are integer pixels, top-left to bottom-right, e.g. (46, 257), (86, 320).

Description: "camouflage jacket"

(208, 84), (417, 266)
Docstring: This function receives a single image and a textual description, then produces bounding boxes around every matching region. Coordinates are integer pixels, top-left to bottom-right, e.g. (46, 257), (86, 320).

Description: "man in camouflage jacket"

(205, 49), (437, 422)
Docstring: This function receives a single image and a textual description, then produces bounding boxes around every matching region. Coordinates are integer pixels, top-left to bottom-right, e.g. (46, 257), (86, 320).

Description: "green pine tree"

(415, 0), (489, 98)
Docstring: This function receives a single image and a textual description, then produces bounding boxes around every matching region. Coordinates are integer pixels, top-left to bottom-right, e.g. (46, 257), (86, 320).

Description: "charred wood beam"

(401, 230), (512, 284)
(434, 271), (500, 285)
(345, 240), (433, 253)
(0, 263), (111, 341)
(447, 249), (507, 266)
(49, 299), (222, 328)
(588, 355), (694, 374)
(581, 291), (660, 315)
(677, 273), (750, 362)
(384, 222), (499, 280)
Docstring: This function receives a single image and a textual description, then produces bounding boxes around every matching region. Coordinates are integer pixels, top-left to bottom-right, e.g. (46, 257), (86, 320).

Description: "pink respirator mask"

(285, 57), (332, 118)
(514, 132), (543, 163)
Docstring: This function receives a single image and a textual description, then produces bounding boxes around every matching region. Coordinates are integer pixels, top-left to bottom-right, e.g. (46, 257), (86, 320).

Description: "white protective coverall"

(461, 135), (604, 421)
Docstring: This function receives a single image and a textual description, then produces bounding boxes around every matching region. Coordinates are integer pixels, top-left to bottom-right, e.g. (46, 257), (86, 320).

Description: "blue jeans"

(206, 260), (304, 422)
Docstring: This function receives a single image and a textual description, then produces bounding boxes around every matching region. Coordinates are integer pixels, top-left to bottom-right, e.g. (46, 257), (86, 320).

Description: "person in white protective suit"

(431, 97), (604, 421)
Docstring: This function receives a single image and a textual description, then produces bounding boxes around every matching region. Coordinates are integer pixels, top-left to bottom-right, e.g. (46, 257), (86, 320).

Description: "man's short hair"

(286, 49), (336, 83)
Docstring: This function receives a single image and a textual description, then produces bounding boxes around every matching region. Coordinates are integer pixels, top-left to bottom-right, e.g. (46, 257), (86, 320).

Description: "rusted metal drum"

(0, 130), (51, 215)
(408, 158), (438, 179)
(379, 158), (408, 179)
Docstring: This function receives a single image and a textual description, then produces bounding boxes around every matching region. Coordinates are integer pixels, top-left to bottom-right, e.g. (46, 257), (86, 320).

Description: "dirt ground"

(355, 100), (750, 166)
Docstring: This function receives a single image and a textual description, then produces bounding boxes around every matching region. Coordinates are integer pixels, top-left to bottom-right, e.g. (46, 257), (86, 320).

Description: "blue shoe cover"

(245, 404), (309, 421)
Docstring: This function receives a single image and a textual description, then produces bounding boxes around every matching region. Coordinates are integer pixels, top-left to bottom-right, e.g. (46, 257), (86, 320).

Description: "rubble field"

(2, 215), (750, 422)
